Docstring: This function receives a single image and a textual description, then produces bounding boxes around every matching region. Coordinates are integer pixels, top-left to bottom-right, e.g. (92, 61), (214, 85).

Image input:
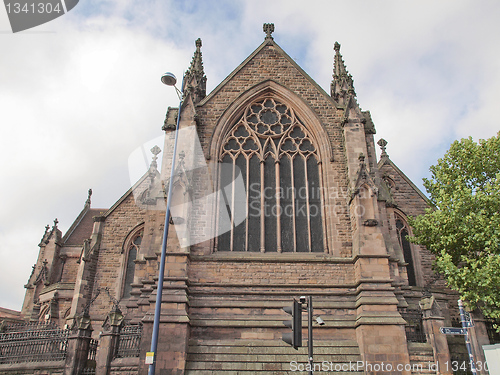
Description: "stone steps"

(408, 343), (437, 375)
(185, 339), (364, 374)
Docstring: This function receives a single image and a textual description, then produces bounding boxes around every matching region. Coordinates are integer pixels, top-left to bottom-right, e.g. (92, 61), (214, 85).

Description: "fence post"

(63, 313), (93, 375)
(95, 306), (124, 375)
(420, 296), (452, 374)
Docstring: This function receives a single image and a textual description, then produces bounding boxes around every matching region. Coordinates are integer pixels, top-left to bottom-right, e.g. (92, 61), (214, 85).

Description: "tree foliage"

(409, 132), (500, 319)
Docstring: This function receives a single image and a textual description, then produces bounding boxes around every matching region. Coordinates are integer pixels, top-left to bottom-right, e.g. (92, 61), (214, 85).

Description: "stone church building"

(2, 24), (495, 375)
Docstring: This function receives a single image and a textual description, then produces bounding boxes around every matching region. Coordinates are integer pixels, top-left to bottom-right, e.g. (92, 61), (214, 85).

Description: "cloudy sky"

(1, 0), (499, 311)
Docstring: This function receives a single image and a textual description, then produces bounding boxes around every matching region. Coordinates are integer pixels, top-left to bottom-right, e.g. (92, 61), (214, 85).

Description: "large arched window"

(122, 229), (142, 298)
(216, 97), (324, 253)
(395, 214), (416, 286)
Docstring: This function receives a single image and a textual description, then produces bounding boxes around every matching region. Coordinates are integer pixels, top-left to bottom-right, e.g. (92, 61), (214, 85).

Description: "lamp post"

(148, 72), (184, 375)
(308, 296), (314, 375)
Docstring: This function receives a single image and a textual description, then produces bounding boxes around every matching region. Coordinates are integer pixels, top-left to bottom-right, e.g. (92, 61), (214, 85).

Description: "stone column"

(63, 314), (93, 375)
(420, 296), (452, 375)
(95, 306), (124, 375)
(137, 250), (190, 375)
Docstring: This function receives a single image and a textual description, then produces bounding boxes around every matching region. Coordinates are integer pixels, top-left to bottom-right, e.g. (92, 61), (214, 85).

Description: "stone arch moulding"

(120, 221), (145, 254)
(208, 80), (341, 255)
(117, 222), (144, 300)
(208, 79), (334, 164)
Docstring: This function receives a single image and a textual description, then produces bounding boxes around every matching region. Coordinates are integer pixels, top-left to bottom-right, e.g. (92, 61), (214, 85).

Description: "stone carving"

(263, 23), (274, 40)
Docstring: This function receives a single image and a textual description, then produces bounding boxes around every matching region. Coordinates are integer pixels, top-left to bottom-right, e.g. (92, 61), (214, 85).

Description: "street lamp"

(161, 72), (183, 100)
(148, 72), (184, 375)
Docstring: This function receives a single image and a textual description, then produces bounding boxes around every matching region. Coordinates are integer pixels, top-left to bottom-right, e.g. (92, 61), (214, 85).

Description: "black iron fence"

(0, 322), (69, 364)
(80, 338), (98, 375)
(399, 308), (427, 343)
(88, 338), (98, 361)
(1, 320), (142, 371)
(115, 323), (142, 358)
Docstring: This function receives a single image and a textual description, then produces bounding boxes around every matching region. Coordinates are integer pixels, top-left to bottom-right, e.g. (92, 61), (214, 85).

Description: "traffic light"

(282, 299), (302, 349)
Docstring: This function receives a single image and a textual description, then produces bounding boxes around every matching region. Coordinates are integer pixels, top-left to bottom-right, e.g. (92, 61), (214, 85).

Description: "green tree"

(409, 132), (500, 320)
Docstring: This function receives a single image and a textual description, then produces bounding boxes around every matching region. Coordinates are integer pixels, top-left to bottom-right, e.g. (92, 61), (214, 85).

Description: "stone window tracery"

(216, 97), (324, 253)
(395, 214), (416, 286)
(122, 230), (142, 298)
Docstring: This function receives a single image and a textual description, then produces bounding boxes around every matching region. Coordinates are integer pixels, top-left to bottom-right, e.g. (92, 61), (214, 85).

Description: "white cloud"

(1, 0), (499, 310)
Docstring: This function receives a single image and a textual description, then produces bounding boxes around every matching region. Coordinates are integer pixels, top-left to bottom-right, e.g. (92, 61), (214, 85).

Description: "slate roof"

(63, 208), (106, 246)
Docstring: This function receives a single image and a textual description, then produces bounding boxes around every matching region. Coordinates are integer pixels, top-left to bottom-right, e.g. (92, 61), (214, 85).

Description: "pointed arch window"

(395, 214), (416, 286)
(216, 97), (324, 253)
(122, 230), (142, 298)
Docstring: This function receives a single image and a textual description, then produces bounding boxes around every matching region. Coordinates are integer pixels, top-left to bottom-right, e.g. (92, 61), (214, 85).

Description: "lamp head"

(161, 72), (177, 86)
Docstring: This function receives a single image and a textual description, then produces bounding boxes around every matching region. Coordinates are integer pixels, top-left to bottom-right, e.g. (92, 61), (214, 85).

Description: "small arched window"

(122, 230), (142, 298)
(395, 214), (416, 286)
(216, 97), (324, 253)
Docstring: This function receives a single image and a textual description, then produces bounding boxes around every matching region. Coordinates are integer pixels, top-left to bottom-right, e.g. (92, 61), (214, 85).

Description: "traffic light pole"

(308, 296), (314, 375)
(282, 296), (315, 373)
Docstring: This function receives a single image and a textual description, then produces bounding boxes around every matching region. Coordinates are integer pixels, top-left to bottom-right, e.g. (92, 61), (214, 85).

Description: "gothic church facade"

(11, 24), (492, 375)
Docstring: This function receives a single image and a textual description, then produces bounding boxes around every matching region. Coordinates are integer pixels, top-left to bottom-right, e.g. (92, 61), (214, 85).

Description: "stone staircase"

(408, 343), (437, 375)
(185, 339), (363, 375)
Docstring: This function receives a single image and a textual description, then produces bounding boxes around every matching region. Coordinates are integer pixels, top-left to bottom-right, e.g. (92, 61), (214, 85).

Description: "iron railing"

(79, 337), (98, 375)
(115, 323), (142, 358)
(0, 322), (69, 364)
(400, 308), (427, 343)
(88, 338), (98, 361)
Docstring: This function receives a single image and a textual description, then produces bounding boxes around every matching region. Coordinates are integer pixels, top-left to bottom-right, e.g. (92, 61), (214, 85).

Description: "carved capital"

(73, 314), (92, 332)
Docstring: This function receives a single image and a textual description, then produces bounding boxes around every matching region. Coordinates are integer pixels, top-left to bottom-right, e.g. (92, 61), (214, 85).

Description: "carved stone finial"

(39, 224), (51, 246)
(179, 150), (185, 160)
(53, 218), (58, 228)
(263, 23), (274, 40)
(377, 138), (388, 158)
(85, 188), (92, 207)
(184, 38), (207, 104)
(331, 40), (356, 103)
(149, 145), (161, 171)
(358, 153), (365, 163)
(151, 145), (161, 159)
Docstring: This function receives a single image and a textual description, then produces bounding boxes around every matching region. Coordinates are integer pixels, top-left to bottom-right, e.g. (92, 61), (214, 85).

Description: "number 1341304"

(5, 2), (63, 14)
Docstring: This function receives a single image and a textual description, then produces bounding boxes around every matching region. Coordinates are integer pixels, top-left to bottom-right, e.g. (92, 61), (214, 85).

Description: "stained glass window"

(395, 215), (416, 286)
(217, 97), (324, 253)
(122, 232), (142, 298)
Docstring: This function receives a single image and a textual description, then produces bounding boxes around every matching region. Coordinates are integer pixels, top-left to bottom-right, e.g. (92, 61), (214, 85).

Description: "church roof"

(63, 208), (106, 246)
(62, 190), (106, 246)
(377, 139), (429, 203)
